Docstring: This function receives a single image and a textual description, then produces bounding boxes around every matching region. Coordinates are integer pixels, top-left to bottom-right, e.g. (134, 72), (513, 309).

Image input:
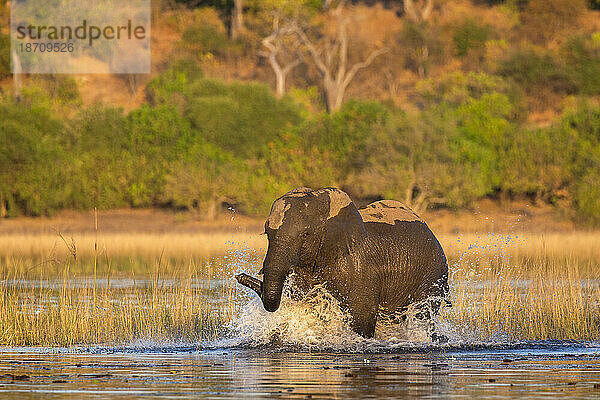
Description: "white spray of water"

(209, 228), (526, 352)
(214, 276), (480, 352)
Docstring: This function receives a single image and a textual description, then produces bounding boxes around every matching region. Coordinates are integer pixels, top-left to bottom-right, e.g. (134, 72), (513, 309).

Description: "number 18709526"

(19, 42), (74, 52)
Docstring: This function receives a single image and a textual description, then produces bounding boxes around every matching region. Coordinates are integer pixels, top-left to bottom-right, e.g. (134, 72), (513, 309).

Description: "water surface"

(1, 342), (600, 399)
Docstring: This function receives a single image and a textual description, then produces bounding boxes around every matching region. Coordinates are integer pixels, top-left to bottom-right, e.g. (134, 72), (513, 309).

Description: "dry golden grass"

(448, 256), (600, 341)
(0, 232), (267, 262)
(0, 230), (598, 345)
(440, 232), (600, 340)
(0, 260), (243, 347)
(440, 232), (600, 277)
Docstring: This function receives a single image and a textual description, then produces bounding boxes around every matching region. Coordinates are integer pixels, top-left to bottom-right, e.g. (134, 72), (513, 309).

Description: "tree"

(292, 1), (388, 112)
(260, 15), (302, 98)
(401, 0), (434, 79)
(231, 0), (244, 39)
(403, 0), (433, 24)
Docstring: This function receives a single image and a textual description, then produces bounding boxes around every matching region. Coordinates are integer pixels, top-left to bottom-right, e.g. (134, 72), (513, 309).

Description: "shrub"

(417, 72), (515, 107)
(184, 79), (302, 158)
(181, 25), (231, 57)
(498, 47), (576, 109)
(453, 19), (491, 57)
(178, 8), (241, 59)
(499, 48), (574, 92)
(145, 61), (201, 107)
(520, 0), (587, 44)
(574, 168), (600, 226)
(497, 127), (571, 202)
(125, 104), (195, 207)
(414, 74), (518, 208)
(550, 104), (600, 222)
(162, 141), (237, 217)
(67, 105), (131, 210)
(399, 21), (445, 77)
(561, 35), (600, 95)
(0, 32), (10, 80)
(0, 98), (68, 216)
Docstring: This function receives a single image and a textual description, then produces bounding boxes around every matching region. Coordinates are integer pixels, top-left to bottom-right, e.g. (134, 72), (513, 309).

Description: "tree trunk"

(0, 195), (6, 218)
(266, 54), (287, 98)
(12, 49), (22, 102)
(231, 0), (244, 39)
(206, 198), (218, 220)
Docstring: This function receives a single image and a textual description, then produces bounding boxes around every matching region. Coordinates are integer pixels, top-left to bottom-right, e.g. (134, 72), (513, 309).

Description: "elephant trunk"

(261, 264), (288, 312)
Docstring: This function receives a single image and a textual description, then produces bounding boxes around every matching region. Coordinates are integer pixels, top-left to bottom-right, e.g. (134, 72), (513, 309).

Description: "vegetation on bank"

(1, 0), (600, 225)
(2, 68), (599, 224)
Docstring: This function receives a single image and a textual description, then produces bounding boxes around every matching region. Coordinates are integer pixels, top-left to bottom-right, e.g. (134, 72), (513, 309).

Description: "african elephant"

(236, 187), (449, 338)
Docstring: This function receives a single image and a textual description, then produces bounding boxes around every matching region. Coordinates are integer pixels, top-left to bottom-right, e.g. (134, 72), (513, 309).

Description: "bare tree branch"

(231, 0), (244, 39)
(422, 0), (434, 21)
(404, 0), (433, 23)
(292, 2), (387, 111)
(342, 46), (389, 92)
(260, 15), (303, 98)
(292, 25), (330, 79)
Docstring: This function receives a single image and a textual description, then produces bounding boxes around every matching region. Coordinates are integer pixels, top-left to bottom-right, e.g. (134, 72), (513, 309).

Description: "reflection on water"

(1, 344), (600, 399)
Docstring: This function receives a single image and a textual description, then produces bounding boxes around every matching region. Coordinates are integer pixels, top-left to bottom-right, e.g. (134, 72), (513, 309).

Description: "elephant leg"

(346, 291), (379, 338)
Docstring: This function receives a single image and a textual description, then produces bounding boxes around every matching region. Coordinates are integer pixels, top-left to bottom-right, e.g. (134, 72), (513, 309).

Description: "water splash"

(208, 215), (586, 352)
(210, 275), (486, 352)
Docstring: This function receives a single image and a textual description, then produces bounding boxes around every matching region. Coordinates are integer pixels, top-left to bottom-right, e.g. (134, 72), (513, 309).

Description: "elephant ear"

(314, 188), (366, 257)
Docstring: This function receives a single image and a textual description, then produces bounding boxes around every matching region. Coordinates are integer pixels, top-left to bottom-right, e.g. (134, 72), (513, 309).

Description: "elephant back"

(359, 200), (422, 225)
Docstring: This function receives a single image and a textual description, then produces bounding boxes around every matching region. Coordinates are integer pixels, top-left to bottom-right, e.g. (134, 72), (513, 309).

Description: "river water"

(1, 342), (600, 399)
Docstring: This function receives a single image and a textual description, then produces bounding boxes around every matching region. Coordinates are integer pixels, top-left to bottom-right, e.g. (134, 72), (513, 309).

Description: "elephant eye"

(301, 231), (310, 238)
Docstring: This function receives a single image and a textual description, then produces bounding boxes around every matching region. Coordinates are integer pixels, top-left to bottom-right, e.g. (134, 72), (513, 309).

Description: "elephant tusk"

(235, 273), (263, 298)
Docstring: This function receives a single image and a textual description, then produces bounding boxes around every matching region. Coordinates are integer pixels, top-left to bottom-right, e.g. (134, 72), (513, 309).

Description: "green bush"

(561, 35), (600, 95)
(453, 19), (491, 57)
(181, 25), (232, 57)
(67, 105), (131, 210)
(125, 104), (195, 207)
(497, 127), (570, 201)
(417, 72), (518, 109)
(414, 73), (519, 208)
(0, 98), (68, 216)
(162, 141), (237, 216)
(184, 79), (302, 158)
(0, 32), (10, 80)
(575, 168), (600, 226)
(499, 48), (576, 95)
(399, 21), (445, 77)
(177, 7), (241, 59)
(549, 104), (600, 220)
(145, 64), (196, 108)
(298, 100), (388, 163)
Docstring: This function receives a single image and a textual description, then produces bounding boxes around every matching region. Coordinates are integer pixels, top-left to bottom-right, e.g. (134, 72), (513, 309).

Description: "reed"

(0, 259), (241, 346)
(0, 230), (598, 345)
(447, 258), (600, 341)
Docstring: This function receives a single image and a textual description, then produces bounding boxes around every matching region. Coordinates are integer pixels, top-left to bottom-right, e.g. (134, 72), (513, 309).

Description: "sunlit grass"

(440, 231), (600, 340)
(0, 232), (266, 265)
(448, 257), (600, 341)
(0, 230), (598, 345)
(0, 263), (241, 347)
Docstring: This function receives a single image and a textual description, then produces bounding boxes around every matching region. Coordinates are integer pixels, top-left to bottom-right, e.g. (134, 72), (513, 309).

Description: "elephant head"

(260, 187), (366, 312)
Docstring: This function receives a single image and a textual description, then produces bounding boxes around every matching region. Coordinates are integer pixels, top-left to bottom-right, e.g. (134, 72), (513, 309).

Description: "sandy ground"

(0, 199), (577, 235)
